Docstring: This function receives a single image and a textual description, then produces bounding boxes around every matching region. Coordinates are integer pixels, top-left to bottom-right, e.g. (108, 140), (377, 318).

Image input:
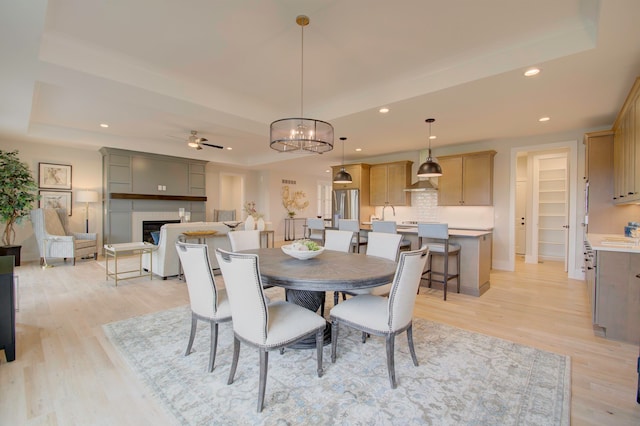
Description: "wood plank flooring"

(1, 255), (639, 425)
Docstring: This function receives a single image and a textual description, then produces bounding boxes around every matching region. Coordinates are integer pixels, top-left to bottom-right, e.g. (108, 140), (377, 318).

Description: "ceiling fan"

(186, 130), (223, 150)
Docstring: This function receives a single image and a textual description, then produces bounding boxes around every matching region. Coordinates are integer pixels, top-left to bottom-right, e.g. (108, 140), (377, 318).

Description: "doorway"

(509, 140), (578, 278)
(219, 173), (245, 219)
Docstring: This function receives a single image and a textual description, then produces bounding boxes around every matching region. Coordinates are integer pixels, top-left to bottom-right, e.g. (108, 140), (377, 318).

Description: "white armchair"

(30, 208), (98, 266)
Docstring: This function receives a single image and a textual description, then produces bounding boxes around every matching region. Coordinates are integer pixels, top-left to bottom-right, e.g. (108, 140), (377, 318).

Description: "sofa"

(141, 222), (232, 279)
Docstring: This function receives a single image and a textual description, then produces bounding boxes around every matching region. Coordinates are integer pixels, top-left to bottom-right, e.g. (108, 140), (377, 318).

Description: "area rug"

(103, 306), (570, 425)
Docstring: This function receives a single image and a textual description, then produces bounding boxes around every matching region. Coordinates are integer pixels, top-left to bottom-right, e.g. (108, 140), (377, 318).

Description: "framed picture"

(39, 162), (72, 190)
(39, 190), (72, 215)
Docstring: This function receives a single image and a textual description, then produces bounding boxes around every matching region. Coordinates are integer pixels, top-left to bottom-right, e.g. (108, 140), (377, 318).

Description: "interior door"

(515, 181), (527, 255)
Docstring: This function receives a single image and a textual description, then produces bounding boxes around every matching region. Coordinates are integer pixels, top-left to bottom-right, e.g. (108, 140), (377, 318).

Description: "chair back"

(387, 248), (429, 331)
(213, 209), (236, 222)
(366, 232), (401, 261)
(228, 229), (260, 251)
(323, 229), (354, 253)
(371, 220), (398, 234)
(215, 249), (269, 345)
(338, 219), (360, 233)
(306, 218), (325, 241)
(418, 223), (449, 240)
(176, 242), (219, 319)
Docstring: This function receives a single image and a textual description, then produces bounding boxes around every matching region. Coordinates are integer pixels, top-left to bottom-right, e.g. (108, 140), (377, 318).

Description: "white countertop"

(587, 233), (640, 253)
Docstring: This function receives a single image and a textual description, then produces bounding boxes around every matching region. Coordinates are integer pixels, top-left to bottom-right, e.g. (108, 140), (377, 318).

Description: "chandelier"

(270, 15), (334, 153)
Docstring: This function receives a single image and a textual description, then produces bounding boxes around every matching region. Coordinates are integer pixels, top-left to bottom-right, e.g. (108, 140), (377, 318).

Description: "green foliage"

(0, 150), (39, 246)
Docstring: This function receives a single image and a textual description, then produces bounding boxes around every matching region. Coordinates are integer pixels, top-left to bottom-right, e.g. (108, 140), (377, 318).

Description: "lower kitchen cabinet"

(593, 250), (640, 345)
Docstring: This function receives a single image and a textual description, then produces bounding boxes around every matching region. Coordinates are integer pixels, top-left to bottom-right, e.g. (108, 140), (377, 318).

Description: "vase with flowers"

(243, 201), (263, 230)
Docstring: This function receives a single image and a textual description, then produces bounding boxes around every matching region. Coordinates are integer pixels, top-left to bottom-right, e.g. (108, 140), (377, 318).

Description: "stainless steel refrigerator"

(332, 189), (359, 226)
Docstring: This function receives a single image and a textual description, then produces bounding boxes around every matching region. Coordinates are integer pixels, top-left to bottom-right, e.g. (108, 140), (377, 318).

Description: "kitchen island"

(585, 233), (640, 345)
(362, 223), (492, 297)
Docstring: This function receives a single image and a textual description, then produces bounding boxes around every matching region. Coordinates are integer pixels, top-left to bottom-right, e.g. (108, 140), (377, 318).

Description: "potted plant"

(0, 150), (39, 265)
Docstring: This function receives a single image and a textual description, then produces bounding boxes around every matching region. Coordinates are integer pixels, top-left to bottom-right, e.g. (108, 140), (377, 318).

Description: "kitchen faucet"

(381, 203), (395, 221)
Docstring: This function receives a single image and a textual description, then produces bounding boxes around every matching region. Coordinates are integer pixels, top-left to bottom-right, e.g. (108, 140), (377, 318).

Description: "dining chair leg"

(333, 291), (339, 306)
(330, 320), (339, 363)
(406, 324), (419, 366)
(227, 337), (240, 385)
(320, 292), (326, 318)
(316, 329), (324, 377)
(257, 349), (269, 412)
(208, 322), (219, 372)
(185, 314), (197, 356)
(385, 334), (397, 389)
(361, 331), (367, 343)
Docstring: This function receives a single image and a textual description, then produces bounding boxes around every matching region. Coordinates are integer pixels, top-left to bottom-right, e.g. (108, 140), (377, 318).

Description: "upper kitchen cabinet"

(331, 163), (370, 191)
(437, 151), (496, 206)
(369, 161), (412, 206)
(612, 77), (640, 204)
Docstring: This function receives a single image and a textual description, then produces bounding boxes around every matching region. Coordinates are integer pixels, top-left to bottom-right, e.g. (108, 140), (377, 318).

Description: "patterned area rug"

(103, 305), (570, 425)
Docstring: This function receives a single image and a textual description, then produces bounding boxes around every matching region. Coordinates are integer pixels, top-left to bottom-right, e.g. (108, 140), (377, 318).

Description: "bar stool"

(417, 223), (460, 301)
(371, 220), (411, 251)
(305, 218), (325, 245)
(338, 219), (367, 253)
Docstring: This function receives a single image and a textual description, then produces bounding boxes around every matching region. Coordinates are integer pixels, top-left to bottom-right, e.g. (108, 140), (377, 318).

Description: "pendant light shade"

(270, 15), (334, 153)
(333, 137), (352, 183)
(417, 118), (443, 177)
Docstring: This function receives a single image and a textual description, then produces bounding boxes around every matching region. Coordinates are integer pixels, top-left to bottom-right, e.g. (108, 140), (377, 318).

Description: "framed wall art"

(39, 162), (72, 190)
(39, 190), (72, 215)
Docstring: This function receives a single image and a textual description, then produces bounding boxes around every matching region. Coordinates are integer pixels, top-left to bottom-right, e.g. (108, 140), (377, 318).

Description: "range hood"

(404, 178), (437, 192)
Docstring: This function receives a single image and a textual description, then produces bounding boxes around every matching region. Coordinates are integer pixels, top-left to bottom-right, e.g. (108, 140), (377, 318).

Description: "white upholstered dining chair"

(215, 248), (326, 412)
(323, 229), (354, 253)
(176, 242), (232, 372)
(336, 232), (402, 304)
(227, 229), (260, 251)
(330, 247), (429, 389)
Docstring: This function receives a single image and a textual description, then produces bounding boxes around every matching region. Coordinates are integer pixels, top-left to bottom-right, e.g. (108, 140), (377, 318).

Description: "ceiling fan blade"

(201, 142), (224, 149)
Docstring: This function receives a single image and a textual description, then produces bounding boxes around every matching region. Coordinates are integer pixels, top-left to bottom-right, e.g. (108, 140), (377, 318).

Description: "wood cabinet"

(584, 131), (640, 233)
(331, 163), (375, 224)
(593, 250), (640, 345)
(331, 163), (368, 191)
(369, 161), (412, 206)
(613, 77), (640, 204)
(437, 151), (496, 206)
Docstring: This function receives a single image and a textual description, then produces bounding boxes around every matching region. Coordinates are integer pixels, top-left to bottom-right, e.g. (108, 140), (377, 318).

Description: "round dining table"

(241, 248), (397, 348)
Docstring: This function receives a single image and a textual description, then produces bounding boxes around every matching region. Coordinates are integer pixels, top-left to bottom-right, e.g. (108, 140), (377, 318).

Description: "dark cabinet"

(0, 256), (15, 362)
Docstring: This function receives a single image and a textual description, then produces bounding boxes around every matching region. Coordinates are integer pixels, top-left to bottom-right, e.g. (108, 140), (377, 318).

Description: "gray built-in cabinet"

(101, 148), (208, 245)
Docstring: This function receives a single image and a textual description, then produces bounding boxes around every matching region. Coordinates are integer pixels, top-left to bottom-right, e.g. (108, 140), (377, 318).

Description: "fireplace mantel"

(110, 193), (207, 202)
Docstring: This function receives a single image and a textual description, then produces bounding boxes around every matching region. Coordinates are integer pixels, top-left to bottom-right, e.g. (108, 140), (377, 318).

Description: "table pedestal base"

(284, 289), (331, 348)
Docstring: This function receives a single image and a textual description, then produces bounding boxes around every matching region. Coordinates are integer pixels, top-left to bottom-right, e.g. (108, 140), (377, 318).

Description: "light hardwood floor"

(1, 255), (639, 425)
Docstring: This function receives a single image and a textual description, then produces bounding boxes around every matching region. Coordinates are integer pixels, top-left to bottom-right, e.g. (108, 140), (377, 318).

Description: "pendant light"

(270, 15), (334, 153)
(417, 118), (443, 177)
(333, 137), (353, 183)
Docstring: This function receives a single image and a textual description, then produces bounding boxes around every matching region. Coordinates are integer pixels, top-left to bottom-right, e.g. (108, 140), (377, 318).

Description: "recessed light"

(325, 169), (331, 173)
(524, 68), (541, 77)
(226, 147), (232, 150)
(429, 135), (436, 140)
(379, 107), (390, 114)
(538, 116), (550, 122)
(355, 148), (362, 152)
(100, 123), (109, 128)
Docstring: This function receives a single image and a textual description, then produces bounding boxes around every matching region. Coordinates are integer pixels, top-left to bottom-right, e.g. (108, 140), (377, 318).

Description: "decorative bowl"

(281, 244), (325, 260)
